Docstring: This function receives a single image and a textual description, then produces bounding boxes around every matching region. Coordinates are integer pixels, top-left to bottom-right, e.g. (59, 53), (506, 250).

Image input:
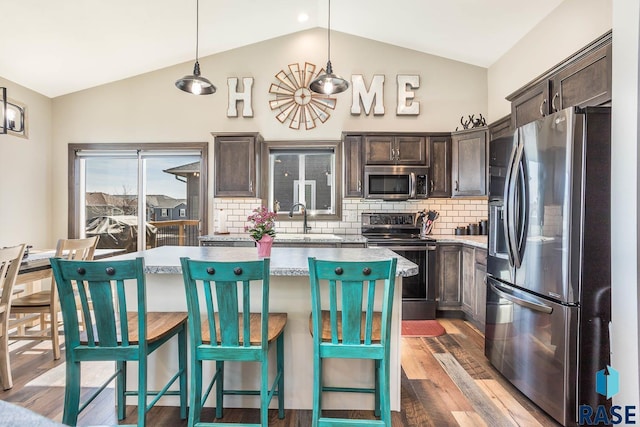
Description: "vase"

(256, 235), (274, 258)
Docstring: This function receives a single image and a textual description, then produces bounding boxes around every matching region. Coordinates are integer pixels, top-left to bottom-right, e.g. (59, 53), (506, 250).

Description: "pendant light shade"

(176, 0), (215, 95)
(310, 0), (349, 95)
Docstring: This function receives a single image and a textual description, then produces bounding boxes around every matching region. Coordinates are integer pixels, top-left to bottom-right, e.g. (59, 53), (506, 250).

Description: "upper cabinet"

(429, 135), (451, 198)
(509, 31), (611, 128)
(488, 115), (512, 141)
(214, 133), (262, 197)
(364, 134), (428, 166)
(451, 128), (487, 197)
(343, 134), (364, 198)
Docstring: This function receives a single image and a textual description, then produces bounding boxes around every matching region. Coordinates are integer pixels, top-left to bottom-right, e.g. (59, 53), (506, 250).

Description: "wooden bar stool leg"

(0, 333), (12, 390)
(189, 357), (202, 426)
(178, 326), (188, 420)
(277, 333), (285, 419)
(260, 355), (269, 426)
(117, 361), (126, 420)
(63, 361), (81, 426)
(215, 360), (224, 419)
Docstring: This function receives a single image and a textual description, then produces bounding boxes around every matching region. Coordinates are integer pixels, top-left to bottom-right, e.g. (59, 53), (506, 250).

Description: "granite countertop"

(430, 235), (488, 249)
(110, 245), (418, 277)
(200, 233), (486, 248)
(199, 233), (368, 244)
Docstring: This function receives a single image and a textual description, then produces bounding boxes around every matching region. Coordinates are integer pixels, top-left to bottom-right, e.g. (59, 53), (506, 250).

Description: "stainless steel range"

(361, 212), (436, 320)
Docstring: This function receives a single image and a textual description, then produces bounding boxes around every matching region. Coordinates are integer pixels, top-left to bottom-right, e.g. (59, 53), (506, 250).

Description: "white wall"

(611, 0), (640, 409)
(487, 0), (612, 121)
(0, 77), (53, 248)
(51, 29), (487, 241)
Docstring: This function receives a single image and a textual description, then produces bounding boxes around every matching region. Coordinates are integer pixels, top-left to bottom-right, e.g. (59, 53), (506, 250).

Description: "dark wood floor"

(0, 319), (561, 426)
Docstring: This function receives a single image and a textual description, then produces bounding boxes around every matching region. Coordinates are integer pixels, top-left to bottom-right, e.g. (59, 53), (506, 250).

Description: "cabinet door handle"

(551, 92), (559, 112)
(249, 180), (253, 192)
(539, 99), (547, 117)
(430, 179), (434, 193)
(454, 180), (459, 191)
(357, 180), (361, 192)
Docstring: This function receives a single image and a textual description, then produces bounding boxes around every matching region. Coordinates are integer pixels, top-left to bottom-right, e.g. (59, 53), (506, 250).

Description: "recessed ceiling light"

(298, 13), (309, 23)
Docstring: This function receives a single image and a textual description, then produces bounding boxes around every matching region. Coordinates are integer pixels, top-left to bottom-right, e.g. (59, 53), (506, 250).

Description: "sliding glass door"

(69, 143), (208, 253)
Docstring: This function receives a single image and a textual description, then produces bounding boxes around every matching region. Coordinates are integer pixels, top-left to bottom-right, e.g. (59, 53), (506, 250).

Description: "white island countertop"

(110, 245), (419, 277)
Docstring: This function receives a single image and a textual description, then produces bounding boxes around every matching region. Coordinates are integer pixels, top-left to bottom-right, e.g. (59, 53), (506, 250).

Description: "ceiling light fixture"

(175, 0), (215, 95)
(309, 0), (349, 95)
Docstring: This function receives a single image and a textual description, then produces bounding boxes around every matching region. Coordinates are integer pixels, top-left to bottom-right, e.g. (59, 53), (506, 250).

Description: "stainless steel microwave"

(363, 166), (429, 200)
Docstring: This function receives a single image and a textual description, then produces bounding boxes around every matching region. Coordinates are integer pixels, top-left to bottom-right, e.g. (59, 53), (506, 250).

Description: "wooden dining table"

(17, 248), (126, 286)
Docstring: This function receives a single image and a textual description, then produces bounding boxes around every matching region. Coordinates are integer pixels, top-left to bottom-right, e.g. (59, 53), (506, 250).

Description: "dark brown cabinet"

(509, 31), (611, 128)
(510, 81), (550, 128)
(343, 135), (363, 197)
(213, 133), (262, 197)
(451, 128), (487, 197)
(550, 41), (611, 113)
(364, 134), (427, 165)
(461, 246), (487, 331)
(461, 246), (475, 315)
(436, 243), (461, 308)
(428, 136), (451, 197)
(488, 115), (512, 141)
(474, 250), (487, 329)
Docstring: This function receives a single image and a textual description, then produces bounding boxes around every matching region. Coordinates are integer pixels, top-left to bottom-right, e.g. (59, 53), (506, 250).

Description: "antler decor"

(455, 113), (487, 131)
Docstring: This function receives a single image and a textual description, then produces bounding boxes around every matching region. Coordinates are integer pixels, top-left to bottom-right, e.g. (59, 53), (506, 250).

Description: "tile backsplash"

(213, 198), (488, 236)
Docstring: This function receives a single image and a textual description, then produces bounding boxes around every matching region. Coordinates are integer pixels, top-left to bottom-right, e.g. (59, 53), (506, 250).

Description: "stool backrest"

(50, 257), (148, 354)
(307, 257), (397, 346)
(180, 257), (270, 349)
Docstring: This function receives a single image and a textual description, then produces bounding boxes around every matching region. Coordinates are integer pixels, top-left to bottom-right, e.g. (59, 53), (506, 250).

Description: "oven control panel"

(361, 213), (416, 226)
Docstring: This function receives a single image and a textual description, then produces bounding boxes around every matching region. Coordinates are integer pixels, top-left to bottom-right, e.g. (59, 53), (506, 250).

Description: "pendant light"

(309, 0), (349, 95)
(175, 0), (215, 95)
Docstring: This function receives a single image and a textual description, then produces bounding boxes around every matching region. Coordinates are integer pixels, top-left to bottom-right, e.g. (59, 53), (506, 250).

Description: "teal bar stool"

(50, 257), (188, 427)
(180, 257), (286, 427)
(307, 257), (398, 427)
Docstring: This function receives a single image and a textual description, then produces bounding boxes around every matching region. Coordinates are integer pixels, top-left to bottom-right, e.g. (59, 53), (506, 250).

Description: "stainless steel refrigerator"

(485, 107), (611, 426)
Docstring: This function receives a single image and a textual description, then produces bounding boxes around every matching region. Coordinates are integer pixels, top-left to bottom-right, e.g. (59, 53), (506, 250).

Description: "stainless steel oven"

(362, 212), (437, 320)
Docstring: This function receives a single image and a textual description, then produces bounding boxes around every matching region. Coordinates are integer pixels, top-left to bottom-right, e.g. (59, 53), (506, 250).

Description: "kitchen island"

(109, 245), (417, 411)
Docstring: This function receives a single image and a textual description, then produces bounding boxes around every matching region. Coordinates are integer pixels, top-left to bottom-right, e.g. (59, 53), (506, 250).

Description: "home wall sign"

(268, 62), (336, 130)
(350, 74), (420, 117)
(225, 64), (422, 128)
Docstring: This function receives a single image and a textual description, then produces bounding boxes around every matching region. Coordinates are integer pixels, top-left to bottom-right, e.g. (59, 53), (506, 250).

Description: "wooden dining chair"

(0, 244), (26, 390)
(180, 257), (286, 427)
(10, 236), (99, 360)
(50, 256), (188, 427)
(307, 257), (398, 427)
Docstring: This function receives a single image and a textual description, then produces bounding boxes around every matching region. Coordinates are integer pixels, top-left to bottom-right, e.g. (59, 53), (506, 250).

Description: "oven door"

(367, 241), (436, 320)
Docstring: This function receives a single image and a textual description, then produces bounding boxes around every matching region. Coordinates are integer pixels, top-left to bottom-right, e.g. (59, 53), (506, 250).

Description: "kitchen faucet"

(288, 203), (311, 234)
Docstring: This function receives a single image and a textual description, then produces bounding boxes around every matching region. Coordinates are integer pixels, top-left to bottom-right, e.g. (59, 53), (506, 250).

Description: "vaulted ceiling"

(0, 0), (564, 98)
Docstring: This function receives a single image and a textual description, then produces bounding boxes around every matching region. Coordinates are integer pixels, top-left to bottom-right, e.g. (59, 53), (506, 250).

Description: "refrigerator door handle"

(503, 136), (519, 267)
(490, 281), (553, 314)
(506, 139), (524, 267)
(513, 143), (529, 267)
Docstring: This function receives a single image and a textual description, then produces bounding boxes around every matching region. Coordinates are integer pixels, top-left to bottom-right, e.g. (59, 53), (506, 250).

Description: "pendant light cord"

(327, 0), (331, 62)
(195, 0), (200, 62)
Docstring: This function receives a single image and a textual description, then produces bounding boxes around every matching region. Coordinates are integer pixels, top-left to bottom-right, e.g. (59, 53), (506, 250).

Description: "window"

(265, 140), (341, 221)
(69, 143), (208, 252)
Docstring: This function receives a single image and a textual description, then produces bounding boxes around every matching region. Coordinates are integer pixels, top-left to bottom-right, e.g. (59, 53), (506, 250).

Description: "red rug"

(401, 320), (446, 337)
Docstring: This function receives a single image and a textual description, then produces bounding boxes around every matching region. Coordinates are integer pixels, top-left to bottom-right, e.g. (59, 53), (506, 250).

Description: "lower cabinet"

(436, 243), (462, 309)
(461, 245), (487, 331)
(437, 242), (487, 331)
